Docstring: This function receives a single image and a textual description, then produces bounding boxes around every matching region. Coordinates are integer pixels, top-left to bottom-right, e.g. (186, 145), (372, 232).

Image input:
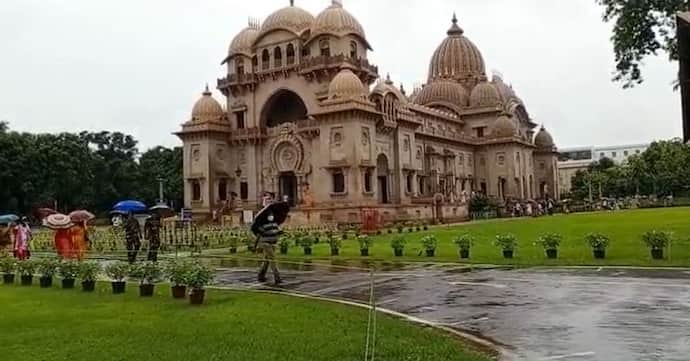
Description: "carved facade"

(176, 1), (559, 224)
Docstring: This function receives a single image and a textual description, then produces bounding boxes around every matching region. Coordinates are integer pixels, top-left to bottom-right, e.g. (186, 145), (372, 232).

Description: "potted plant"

(536, 233), (562, 259)
(228, 235), (239, 254)
(105, 261), (129, 294)
(642, 230), (671, 260)
(585, 233), (610, 259)
(391, 236), (406, 257)
(17, 260), (37, 286)
(130, 261), (162, 297)
(164, 258), (189, 299)
(453, 233), (474, 259)
(421, 235), (437, 257)
(423, 223), (429, 231)
(37, 258), (59, 288)
(397, 224), (404, 233)
(358, 235), (373, 257)
(299, 234), (314, 256)
(58, 260), (79, 289)
(0, 255), (16, 284)
(278, 236), (290, 255)
(494, 234), (518, 259)
(79, 261), (101, 292)
(185, 260), (214, 305)
(326, 232), (341, 256)
(416, 223), (422, 232)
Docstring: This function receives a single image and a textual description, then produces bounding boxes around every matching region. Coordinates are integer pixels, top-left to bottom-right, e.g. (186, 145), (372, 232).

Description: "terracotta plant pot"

(111, 281), (126, 294)
(20, 275), (33, 286)
(394, 249), (403, 257)
(62, 278), (75, 289)
(39, 276), (53, 288)
(651, 249), (664, 260)
(502, 250), (514, 259)
(360, 249), (369, 257)
(189, 288), (205, 305)
(139, 284), (155, 297)
(546, 249), (558, 259)
(172, 285), (187, 299)
(593, 250), (606, 259)
(460, 249), (470, 259)
(3, 274), (14, 284)
(82, 280), (96, 292)
(426, 249), (435, 257)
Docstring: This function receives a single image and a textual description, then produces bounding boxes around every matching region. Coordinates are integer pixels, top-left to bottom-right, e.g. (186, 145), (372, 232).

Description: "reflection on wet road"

(214, 261), (690, 361)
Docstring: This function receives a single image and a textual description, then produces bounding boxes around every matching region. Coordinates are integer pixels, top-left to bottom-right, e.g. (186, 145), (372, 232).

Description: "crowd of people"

(0, 217), (33, 260)
(509, 198), (557, 218)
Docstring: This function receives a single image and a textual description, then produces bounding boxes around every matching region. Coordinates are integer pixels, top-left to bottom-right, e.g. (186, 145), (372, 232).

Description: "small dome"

(428, 14), (485, 84)
(191, 85), (225, 123)
(470, 81), (501, 108)
(491, 74), (517, 103)
(534, 126), (555, 148)
(371, 74), (407, 103)
(328, 68), (366, 99)
(414, 80), (469, 110)
(229, 25), (259, 56)
(258, 4), (314, 40)
(312, 1), (369, 48)
(490, 115), (517, 138)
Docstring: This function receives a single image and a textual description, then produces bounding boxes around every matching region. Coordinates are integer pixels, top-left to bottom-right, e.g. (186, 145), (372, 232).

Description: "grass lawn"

(0, 284), (492, 361)
(234, 207), (690, 267)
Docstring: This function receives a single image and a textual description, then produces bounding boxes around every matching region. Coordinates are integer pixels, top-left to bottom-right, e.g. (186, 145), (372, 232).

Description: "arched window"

(218, 179), (228, 201)
(286, 44), (295, 65)
(252, 55), (258, 70)
(191, 180), (201, 201)
(274, 47), (282, 68)
(261, 49), (270, 70)
(319, 39), (330, 57)
(349, 41), (358, 58)
(301, 46), (310, 58)
(332, 170), (345, 194)
(236, 58), (245, 75)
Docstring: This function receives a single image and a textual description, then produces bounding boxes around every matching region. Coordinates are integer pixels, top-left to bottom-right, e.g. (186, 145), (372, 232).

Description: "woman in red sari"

(54, 228), (73, 259)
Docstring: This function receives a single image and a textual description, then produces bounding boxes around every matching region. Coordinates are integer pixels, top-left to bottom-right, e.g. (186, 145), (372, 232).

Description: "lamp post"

(157, 177), (165, 204)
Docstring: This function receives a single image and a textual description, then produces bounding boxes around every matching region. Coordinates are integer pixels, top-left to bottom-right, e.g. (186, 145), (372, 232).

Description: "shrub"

(79, 261), (101, 281)
(535, 233), (562, 250)
(37, 258), (60, 277)
(326, 232), (342, 250)
(228, 235), (239, 249)
(420, 235), (438, 251)
(17, 260), (37, 276)
(164, 259), (190, 286)
(0, 255), (16, 274)
(105, 261), (130, 282)
(642, 230), (671, 250)
(185, 260), (214, 290)
(494, 234), (518, 251)
(299, 234), (314, 249)
(585, 233), (610, 251)
(130, 261), (163, 285)
(58, 260), (80, 279)
(357, 235), (373, 250)
(453, 234), (475, 250)
(278, 236), (291, 251)
(391, 236), (407, 251)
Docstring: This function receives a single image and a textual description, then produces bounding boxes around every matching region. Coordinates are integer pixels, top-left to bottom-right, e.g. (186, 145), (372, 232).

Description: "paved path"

(214, 263), (690, 361)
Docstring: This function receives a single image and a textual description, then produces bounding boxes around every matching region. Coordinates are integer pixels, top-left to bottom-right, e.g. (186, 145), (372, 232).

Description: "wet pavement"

(212, 260), (690, 361)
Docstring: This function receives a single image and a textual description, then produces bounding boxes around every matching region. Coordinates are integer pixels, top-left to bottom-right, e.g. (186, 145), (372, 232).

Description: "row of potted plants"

(0, 257), (214, 305)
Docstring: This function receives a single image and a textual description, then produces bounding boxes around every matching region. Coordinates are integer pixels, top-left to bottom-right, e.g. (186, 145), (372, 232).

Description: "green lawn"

(246, 207), (690, 267)
(0, 284), (492, 361)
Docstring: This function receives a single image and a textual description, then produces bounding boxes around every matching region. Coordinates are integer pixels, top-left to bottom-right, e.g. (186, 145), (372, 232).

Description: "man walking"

(124, 213), (142, 264)
(256, 212), (281, 284)
(144, 214), (161, 262)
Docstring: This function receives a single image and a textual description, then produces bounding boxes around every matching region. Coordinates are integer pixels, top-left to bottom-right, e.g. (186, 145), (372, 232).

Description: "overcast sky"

(0, 0), (682, 151)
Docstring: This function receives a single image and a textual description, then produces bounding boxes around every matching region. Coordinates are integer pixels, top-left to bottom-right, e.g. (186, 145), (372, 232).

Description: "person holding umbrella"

(13, 217), (32, 260)
(252, 201), (290, 285)
(124, 212), (142, 264)
(44, 214), (75, 259)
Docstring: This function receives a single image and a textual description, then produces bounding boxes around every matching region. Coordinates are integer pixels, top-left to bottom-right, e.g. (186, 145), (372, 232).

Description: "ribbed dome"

(258, 4), (314, 40)
(371, 75), (407, 103)
(490, 115), (517, 138)
(312, 1), (369, 48)
(491, 75), (517, 103)
(191, 85), (225, 123)
(428, 14), (485, 84)
(470, 81), (501, 108)
(229, 25), (259, 56)
(414, 80), (469, 109)
(534, 126), (555, 148)
(328, 68), (366, 99)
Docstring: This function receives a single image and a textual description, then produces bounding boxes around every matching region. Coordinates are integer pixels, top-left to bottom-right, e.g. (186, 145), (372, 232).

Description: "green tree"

(597, 0), (689, 88)
(138, 146), (183, 208)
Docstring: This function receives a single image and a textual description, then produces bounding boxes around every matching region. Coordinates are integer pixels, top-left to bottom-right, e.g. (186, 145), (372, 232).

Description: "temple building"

(176, 0), (560, 224)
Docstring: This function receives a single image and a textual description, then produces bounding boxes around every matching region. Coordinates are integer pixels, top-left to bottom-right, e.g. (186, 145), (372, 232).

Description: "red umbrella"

(69, 210), (95, 223)
(43, 214), (74, 230)
(36, 208), (58, 220)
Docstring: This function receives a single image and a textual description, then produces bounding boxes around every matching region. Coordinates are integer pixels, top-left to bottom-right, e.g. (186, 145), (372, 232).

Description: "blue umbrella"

(0, 214), (19, 225)
(112, 200), (147, 214)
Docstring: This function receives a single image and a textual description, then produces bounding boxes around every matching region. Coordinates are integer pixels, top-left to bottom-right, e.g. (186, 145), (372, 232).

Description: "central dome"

(428, 14), (486, 85)
(258, 4), (315, 40)
(311, 1), (370, 49)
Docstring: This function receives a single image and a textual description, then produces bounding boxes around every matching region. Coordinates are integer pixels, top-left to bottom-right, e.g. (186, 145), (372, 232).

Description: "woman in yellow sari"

(70, 221), (89, 260)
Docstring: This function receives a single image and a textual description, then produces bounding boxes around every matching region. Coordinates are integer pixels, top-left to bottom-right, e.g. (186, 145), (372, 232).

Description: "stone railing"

(229, 127), (267, 142)
(299, 55), (378, 74)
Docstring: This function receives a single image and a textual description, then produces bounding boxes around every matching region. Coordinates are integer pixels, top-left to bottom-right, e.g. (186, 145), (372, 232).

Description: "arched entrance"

(261, 89), (308, 128)
(279, 172), (297, 207)
(377, 154), (390, 204)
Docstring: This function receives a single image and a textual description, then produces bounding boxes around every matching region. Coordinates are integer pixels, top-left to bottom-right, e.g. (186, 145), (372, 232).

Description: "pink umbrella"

(43, 214), (74, 230)
(69, 210), (95, 223)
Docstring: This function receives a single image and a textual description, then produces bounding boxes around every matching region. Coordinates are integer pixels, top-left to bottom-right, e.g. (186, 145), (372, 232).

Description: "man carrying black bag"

(256, 213), (281, 284)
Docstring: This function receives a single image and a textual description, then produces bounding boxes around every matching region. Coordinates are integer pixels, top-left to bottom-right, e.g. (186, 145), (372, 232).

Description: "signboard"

(181, 208), (193, 222)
